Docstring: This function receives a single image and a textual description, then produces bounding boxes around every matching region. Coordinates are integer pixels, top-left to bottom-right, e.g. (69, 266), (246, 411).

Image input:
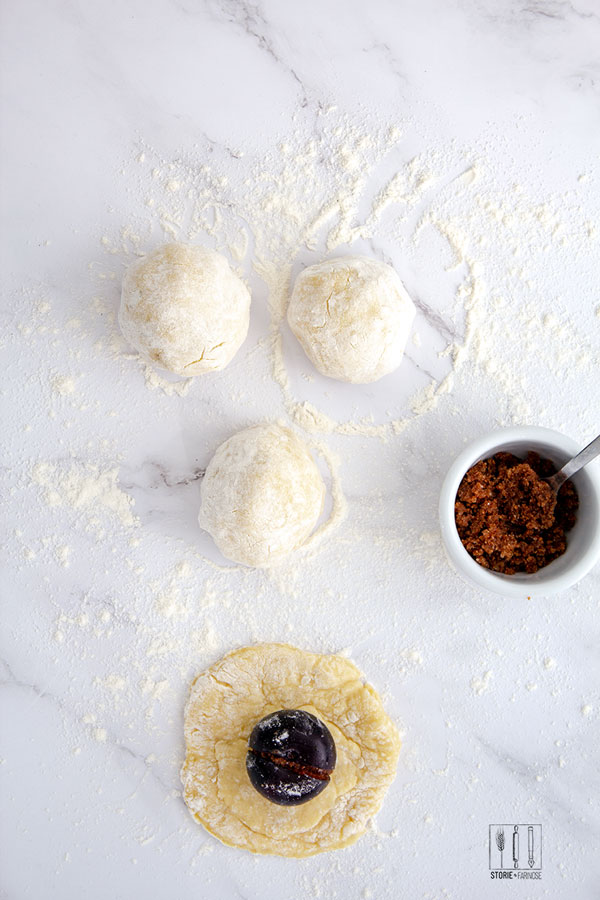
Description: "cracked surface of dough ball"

(181, 643), (402, 857)
(287, 255), (415, 383)
(119, 243), (250, 375)
(198, 424), (325, 567)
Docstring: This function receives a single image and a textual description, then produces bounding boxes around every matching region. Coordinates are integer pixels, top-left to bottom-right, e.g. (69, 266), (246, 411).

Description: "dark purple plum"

(246, 709), (336, 806)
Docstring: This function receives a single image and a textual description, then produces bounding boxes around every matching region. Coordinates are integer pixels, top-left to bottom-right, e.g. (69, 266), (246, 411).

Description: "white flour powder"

(5, 105), (598, 890)
(31, 461), (137, 529)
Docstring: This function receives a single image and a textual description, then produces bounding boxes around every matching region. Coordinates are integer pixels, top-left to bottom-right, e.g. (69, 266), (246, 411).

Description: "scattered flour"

(141, 363), (193, 397)
(55, 544), (71, 568)
(83, 116), (599, 442)
(51, 375), (76, 396)
(31, 461), (137, 528)
(399, 648), (423, 668)
(6, 112), (597, 890)
(95, 674), (127, 697)
(470, 671), (493, 696)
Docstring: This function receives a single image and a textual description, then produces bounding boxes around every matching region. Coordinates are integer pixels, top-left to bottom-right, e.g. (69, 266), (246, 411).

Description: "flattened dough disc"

(181, 643), (401, 857)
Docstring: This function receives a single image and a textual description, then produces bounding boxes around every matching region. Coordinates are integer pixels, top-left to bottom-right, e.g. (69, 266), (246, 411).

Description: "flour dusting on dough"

(181, 643), (401, 857)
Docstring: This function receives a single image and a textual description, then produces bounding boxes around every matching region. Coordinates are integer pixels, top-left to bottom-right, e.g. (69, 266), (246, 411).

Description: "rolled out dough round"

(181, 643), (402, 857)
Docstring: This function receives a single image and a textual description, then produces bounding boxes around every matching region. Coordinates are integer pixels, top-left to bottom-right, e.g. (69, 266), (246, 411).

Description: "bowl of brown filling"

(439, 427), (600, 597)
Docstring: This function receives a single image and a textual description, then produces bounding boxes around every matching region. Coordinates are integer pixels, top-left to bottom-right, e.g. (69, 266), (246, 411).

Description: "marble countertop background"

(2, 2), (600, 899)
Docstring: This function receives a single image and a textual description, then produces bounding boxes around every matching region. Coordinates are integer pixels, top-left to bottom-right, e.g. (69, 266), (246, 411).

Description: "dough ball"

(181, 643), (402, 857)
(287, 255), (415, 383)
(119, 243), (250, 375)
(198, 424), (325, 567)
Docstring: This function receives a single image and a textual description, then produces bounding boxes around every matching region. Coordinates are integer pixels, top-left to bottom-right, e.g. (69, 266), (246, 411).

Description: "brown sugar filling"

(454, 451), (579, 575)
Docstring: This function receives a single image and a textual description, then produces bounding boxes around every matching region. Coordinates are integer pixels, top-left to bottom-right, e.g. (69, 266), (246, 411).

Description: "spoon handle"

(548, 432), (600, 492)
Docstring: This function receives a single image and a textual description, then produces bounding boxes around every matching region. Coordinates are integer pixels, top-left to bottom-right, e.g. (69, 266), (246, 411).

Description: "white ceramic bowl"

(439, 426), (600, 598)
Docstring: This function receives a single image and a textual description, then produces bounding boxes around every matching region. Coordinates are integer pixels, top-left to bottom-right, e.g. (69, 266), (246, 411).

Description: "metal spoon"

(545, 432), (600, 494)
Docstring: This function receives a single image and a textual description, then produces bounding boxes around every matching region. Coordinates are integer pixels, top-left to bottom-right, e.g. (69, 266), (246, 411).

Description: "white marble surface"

(2, 2), (600, 898)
